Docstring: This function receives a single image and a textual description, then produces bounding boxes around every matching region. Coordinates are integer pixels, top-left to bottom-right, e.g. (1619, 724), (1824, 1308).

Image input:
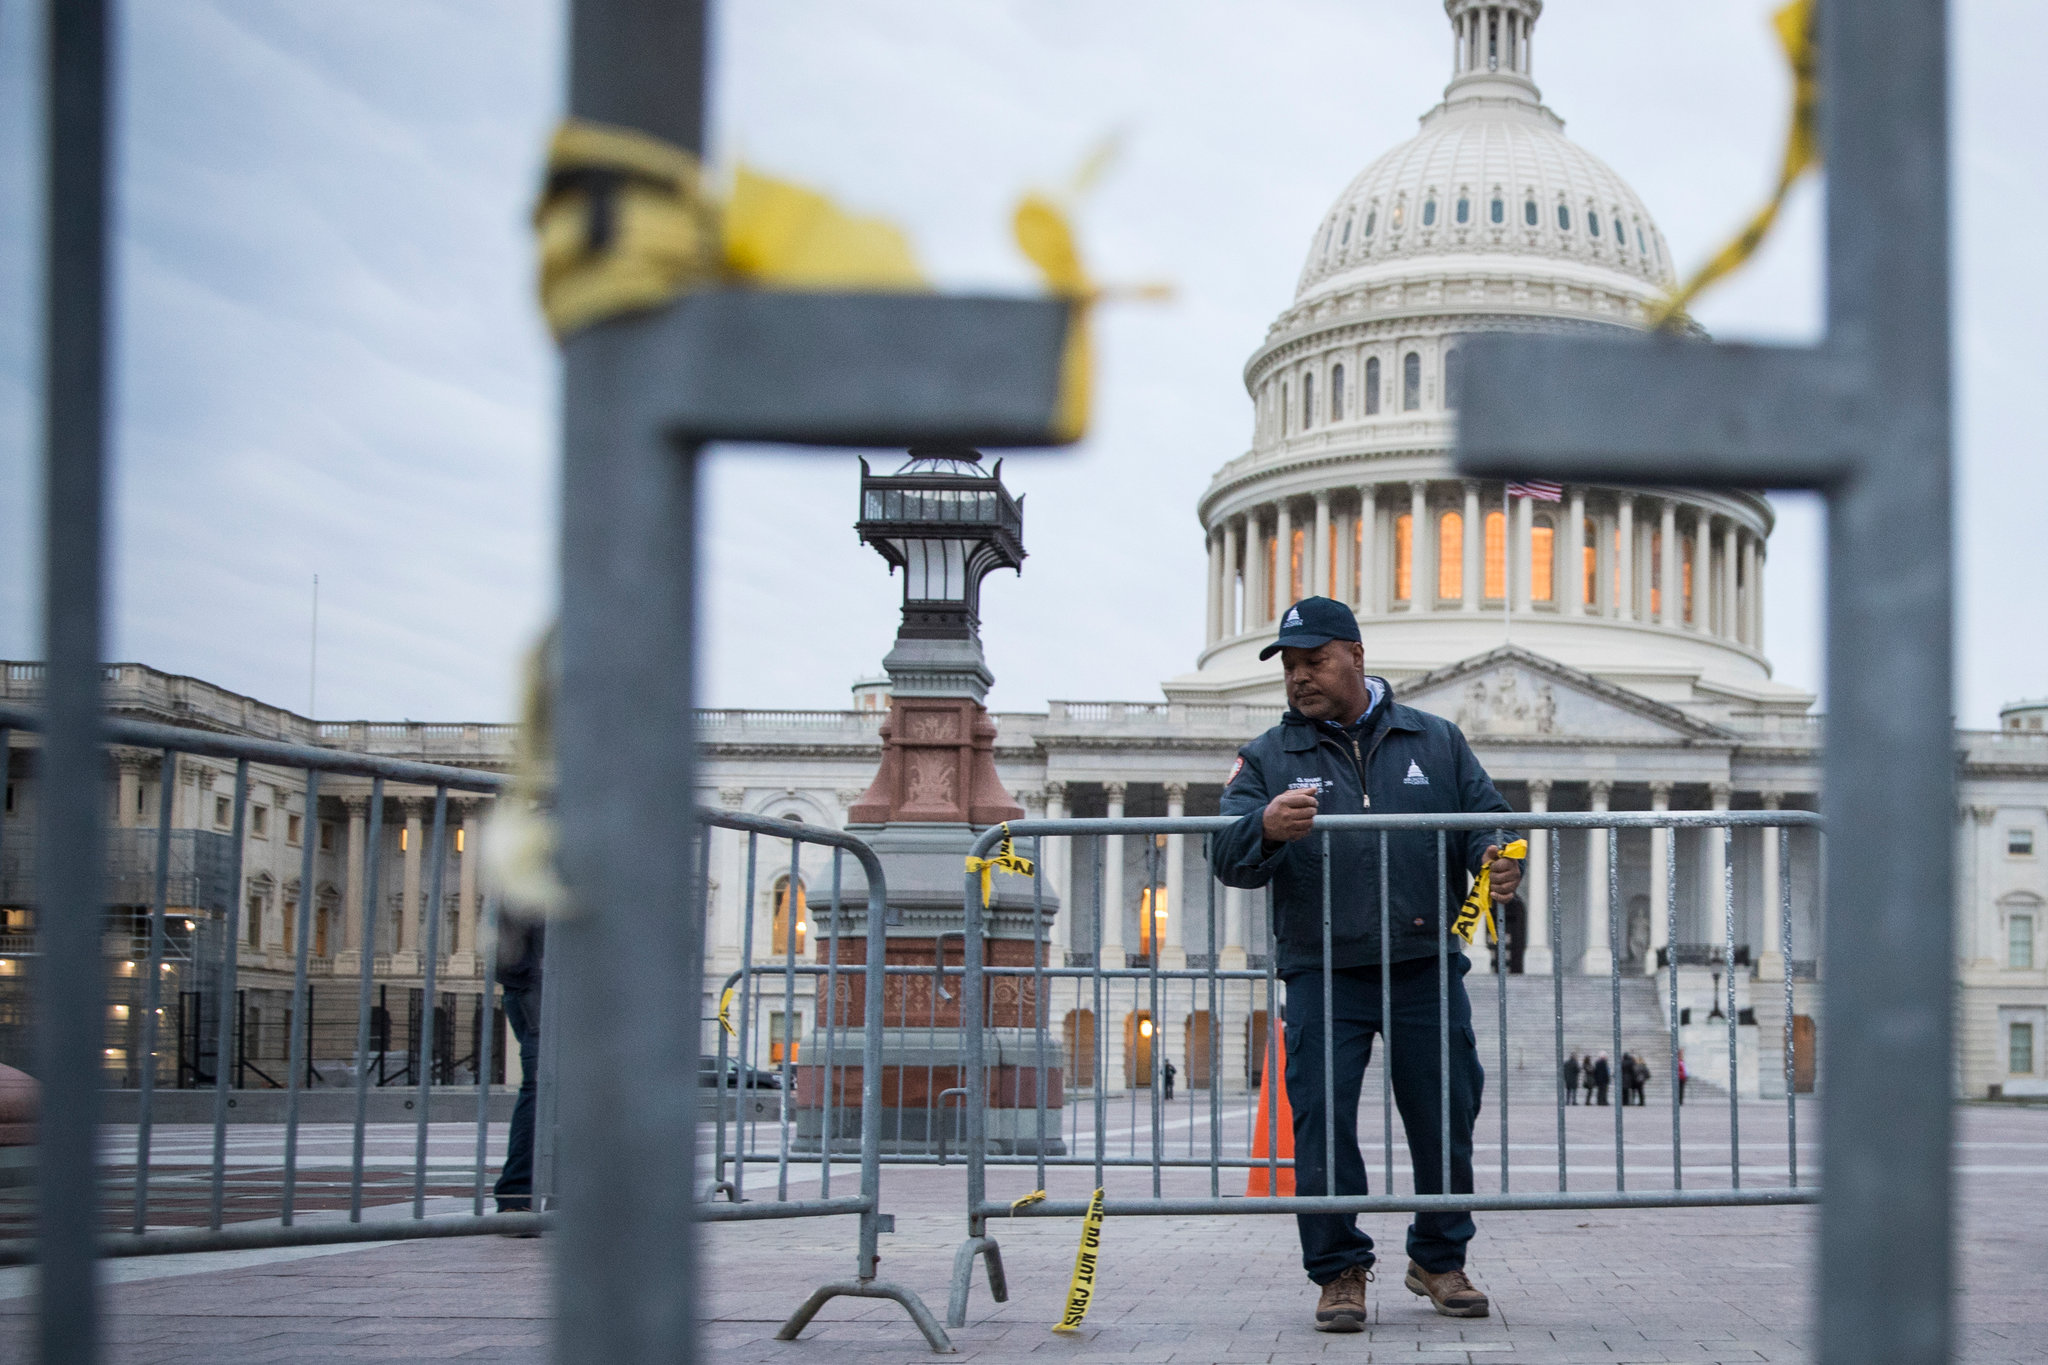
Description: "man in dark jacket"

(1562, 1052), (1581, 1104)
(493, 915), (544, 1218)
(1210, 597), (1519, 1332)
(1590, 1052), (1612, 1106)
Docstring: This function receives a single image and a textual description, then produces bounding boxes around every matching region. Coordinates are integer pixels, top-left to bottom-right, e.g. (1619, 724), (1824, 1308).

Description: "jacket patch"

(1403, 760), (1429, 785)
(1288, 776), (1328, 796)
(1227, 755), (1245, 785)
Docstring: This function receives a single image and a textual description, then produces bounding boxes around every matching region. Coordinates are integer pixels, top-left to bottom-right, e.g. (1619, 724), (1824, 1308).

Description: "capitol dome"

(1171, 0), (1811, 722)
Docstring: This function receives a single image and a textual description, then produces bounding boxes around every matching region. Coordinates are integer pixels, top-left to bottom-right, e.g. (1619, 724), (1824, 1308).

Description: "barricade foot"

(778, 1278), (955, 1354)
(946, 1235), (1006, 1327)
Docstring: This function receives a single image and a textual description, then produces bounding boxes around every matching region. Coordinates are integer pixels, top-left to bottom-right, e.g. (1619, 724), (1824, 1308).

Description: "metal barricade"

(0, 713), (952, 1350)
(949, 809), (1823, 1324)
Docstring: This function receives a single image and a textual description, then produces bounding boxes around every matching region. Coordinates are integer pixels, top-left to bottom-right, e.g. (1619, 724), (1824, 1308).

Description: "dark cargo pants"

(1283, 953), (1483, 1284)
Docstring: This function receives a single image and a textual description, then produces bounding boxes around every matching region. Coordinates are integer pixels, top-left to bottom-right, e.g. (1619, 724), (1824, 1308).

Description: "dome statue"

(1168, 0), (1812, 727)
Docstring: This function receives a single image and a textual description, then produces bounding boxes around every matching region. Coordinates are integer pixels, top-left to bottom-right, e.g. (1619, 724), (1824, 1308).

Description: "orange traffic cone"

(1246, 1035), (1295, 1196)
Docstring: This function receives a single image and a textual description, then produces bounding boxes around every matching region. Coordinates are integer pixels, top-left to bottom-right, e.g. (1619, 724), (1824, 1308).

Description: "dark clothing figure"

(1590, 1055), (1612, 1106)
(1632, 1059), (1652, 1106)
(1618, 1054), (1637, 1106)
(1211, 677), (1515, 1285)
(1284, 958), (1484, 1282)
(494, 917), (545, 1213)
(1562, 1054), (1581, 1104)
(1162, 1059), (1177, 1101)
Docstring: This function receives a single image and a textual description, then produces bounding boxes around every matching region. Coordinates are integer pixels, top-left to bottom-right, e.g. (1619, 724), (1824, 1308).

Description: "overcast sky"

(0, 2), (2041, 726)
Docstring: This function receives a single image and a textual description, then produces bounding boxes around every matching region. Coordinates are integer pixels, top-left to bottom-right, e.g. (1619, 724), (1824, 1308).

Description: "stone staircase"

(1461, 974), (1687, 1103)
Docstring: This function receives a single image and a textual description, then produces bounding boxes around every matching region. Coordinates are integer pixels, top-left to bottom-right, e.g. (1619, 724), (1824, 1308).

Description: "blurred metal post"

(1459, 4), (1954, 1358)
(36, 1), (113, 1359)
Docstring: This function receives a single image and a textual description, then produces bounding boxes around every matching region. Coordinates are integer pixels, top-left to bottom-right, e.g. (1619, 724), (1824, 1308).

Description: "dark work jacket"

(496, 917), (545, 994)
(1208, 679), (1516, 977)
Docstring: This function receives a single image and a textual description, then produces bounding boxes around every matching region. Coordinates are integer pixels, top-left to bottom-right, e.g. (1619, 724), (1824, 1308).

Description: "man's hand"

(1261, 788), (1319, 844)
(1483, 844), (1522, 898)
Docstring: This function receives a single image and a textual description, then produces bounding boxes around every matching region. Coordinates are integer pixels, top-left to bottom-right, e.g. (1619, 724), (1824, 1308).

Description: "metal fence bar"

(1609, 818), (1623, 1191)
(1667, 820), (1682, 1192)
(820, 848), (843, 1198)
(1552, 830), (1565, 1192)
(734, 832), (758, 1203)
(1321, 832), (1336, 1199)
(1723, 823), (1740, 1190)
(1380, 830), (1393, 1194)
(131, 746), (176, 1233)
(281, 770), (322, 1223)
(1437, 831), (1450, 1197)
(1032, 841), (1050, 1192)
(1781, 826), (1798, 1187)
(475, 892), (499, 1216)
(413, 786), (449, 1218)
(348, 776), (385, 1221)
(777, 836), (800, 1201)
(208, 760), (250, 1229)
(1265, 888), (1278, 1196)
(1496, 887), (1508, 1192)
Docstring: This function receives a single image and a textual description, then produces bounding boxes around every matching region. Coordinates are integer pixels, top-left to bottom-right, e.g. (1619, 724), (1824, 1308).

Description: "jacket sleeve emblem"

(1227, 755), (1244, 785)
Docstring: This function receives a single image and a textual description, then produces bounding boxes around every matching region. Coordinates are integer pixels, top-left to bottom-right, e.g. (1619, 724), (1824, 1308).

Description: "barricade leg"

(780, 1278), (956, 1353)
(946, 1234), (1009, 1328)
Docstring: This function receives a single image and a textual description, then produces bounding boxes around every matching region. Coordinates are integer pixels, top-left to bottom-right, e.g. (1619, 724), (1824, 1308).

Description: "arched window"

(1391, 200), (1406, 232)
(1525, 198), (1538, 226)
(1302, 372), (1315, 429)
(1340, 214), (1353, 245)
(1637, 225), (1648, 255)
(1365, 208), (1378, 237)
(1422, 198), (1438, 227)
(1483, 509), (1506, 599)
(1589, 210), (1602, 238)
(1402, 352), (1422, 410)
(1455, 195), (1470, 224)
(1437, 511), (1463, 600)
(773, 877), (808, 956)
(1583, 517), (1599, 607)
(1364, 357), (1382, 415)
(1557, 203), (1571, 232)
(1530, 516), (1555, 601)
(1443, 348), (1464, 410)
(1330, 363), (1346, 420)
(1491, 195), (1505, 224)
(1280, 382), (1290, 435)
(1394, 513), (1413, 601)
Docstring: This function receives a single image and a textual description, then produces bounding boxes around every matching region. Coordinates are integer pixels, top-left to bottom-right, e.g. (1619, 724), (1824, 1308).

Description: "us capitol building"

(4, 0), (2046, 1102)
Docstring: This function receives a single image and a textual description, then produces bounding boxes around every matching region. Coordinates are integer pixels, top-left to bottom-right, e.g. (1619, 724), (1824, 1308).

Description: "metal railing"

(947, 810), (1823, 1325)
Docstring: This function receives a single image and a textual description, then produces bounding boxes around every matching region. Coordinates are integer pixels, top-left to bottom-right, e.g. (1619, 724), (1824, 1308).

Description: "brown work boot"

(1404, 1260), (1489, 1317)
(1313, 1263), (1372, 1332)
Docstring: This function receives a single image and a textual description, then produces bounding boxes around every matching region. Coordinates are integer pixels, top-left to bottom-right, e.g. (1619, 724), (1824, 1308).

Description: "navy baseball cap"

(1259, 596), (1362, 660)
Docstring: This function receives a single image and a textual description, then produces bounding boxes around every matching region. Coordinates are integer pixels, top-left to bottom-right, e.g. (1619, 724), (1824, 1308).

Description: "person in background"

(1676, 1049), (1689, 1105)
(1562, 1052), (1581, 1104)
(1590, 1052), (1612, 1106)
(1582, 1056), (1597, 1106)
(1618, 1053), (1639, 1106)
(494, 913), (545, 1222)
(1162, 1057), (1178, 1102)
(1630, 1054), (1652, 1106)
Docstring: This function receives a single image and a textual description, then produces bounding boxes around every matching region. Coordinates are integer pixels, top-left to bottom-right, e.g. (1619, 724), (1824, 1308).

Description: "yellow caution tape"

(717, 986), (738, 1040)
(1452, 839), (1528, 947)
(964, 825), (1035, 909)
(1648, 0), (1818, 329)
(1010, 1189), (1048, 1212)
(1052, 1187), (1107, 1333)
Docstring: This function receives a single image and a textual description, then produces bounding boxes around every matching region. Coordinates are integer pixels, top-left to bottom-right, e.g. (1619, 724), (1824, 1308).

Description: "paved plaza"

(2, 1102), (2045, 1363)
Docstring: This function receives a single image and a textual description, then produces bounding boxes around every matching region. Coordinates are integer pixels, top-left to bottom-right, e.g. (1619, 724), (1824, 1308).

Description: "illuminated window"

(1392, 200), (1406, 232)
(1402, 352), (1421, 410)
(770, 1010), (803, 1065)
(2009, 913), (2036, 969)
(1395, 514), (1413, 601)
(1483, 510), (1506, 599)
(1650, 530), (1662, 617)
(1353, 517), (1365, 602)
(1530, 517), (1555, 601)
(2012, 1020), (2035, 1075)
(1583, 518), (1598, 607)
(1139, 883), (1169, 959)
(1327, 520), (1339, 597)
(455, 827), (465, 853)
(1438, 511), (1463, 600)
(1364, 357), (1381, 415)
(1684, 558), (1695, 622)
(1330, 363), (1345, 420)
(282, 900), (296, 955)
(773, 879), (808, 956)
(1290, 527), (1305, 601)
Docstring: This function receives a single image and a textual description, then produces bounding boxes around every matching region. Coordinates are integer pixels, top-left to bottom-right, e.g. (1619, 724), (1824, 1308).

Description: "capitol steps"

(1460, 974), (1693, 1103)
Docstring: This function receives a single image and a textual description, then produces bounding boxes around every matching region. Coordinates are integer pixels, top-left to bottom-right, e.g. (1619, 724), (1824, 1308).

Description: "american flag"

(1507, 479), (1564, 502)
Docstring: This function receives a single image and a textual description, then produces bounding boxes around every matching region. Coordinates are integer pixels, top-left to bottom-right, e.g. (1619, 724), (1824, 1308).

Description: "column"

(1408, 480), (1429, 609)
(1720, 521), (1740, 638)
(1163, 782), (1188, 968)
(1461, 481), (1481, 611)
(1312, 492), (1331, 601)
(1044, 782), (1071, 961)
(1512, 492), (1534, 613)
(1566, 486), (1586, 614)
(1751, 539), (1766, 646)
(1692, 512), (1713, 632)
(1099, 783), (1127, 966)
(1247, 514), (1267, 626)
(340, 796), (368, 965)
(1703, 782), (1732, 945)
(1524, 779), (1552, 975)
(1221, 520), (1241, 638)
(397, 796), (424, 967)
(1659, 501), (1679, 627)
(1741, 532), (1760, 646)
(1334, 508), (1353, 604)
(1357, 486), (1377, 612)
(1275, 502), (1295, 606)
(1583, 780), (1614, 975)
(455, 800), (482, 975)
(1647, 781), (1672, 975)
(1205, 528), (1223, 644)
(1613, 495), (1635, 621)
(1756, 793), (1785, 980)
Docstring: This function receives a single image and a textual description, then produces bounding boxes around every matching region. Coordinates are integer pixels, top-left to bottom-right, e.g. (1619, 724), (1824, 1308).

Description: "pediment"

(1398, 646), (1730, 745)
